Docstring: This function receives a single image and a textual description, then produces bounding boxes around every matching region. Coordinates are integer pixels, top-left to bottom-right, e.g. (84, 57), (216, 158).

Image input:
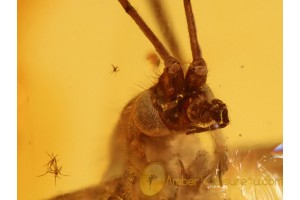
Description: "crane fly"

(52, 0), (229, 199)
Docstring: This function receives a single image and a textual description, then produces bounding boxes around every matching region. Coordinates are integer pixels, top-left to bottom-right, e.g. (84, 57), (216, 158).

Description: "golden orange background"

(18, 0), (282, 199)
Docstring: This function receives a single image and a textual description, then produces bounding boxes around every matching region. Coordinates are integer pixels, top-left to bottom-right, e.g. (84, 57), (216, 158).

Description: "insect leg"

(186, 122), (228, 135)
(37, 171), (49, 177)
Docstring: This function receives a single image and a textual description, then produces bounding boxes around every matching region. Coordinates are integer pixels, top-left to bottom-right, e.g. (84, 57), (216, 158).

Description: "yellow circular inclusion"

(139, 162), (166, 196)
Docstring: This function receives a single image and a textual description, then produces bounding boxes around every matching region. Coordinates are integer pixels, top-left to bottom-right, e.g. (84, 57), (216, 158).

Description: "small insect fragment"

(38, 153), (68, 185)
(146, 52), (160, 67)
(147, 174), (158, 189)
(111, 64), (120, 76)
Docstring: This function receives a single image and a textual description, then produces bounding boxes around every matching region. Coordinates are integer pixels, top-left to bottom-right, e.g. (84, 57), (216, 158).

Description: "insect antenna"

(183, 0), (203, 62)
(117, 0), (178, 66)
(183, 0), (208, 91)
(146, 0), (184, 63)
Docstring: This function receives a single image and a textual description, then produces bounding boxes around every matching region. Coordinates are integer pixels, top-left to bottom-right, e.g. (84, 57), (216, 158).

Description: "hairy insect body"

(50, 87), (228, 200)
(101, 86), (227, 199)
